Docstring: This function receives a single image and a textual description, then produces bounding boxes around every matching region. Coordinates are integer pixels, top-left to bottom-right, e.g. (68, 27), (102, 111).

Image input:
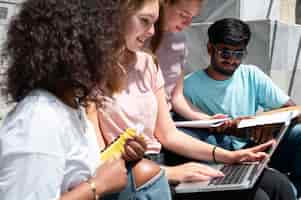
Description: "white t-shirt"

(0, 89), (101, 200)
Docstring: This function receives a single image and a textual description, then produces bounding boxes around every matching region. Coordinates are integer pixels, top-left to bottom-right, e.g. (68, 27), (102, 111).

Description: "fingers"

(133, 135), (147, 149)
(183, 172), (214, 182)
(123, 137), (146, 161)
(239, 151), (267, 163)
(187, 162), (224, 176)
(212, 114), (228, 119)
(197, 164), (224, 177)
(249, 139), (275, 153)
(236, 140), (274, 163)
(179, 163), (224, 182)
(215, 120), (233, 133)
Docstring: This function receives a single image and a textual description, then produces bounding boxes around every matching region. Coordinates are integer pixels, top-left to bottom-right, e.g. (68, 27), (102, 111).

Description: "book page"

(174, 118), (229, 128)
(238, 110), (300, 129)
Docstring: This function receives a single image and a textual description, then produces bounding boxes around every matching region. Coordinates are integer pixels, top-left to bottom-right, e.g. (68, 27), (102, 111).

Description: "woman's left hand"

(123, 136), (147, 162)
(229, 139), (275, 164)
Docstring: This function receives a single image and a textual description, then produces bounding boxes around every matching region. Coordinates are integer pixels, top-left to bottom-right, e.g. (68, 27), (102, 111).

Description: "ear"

(207, 42), (213, 56)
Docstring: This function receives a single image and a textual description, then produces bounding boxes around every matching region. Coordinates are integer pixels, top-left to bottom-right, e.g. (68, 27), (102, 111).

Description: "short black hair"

(208, 18), (251, 47)
(1, 0), (124, 103)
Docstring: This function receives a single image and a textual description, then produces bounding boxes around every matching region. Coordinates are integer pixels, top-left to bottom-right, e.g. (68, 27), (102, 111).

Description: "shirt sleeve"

(252, 66), (290, 110)
(0, 100), (67, 200)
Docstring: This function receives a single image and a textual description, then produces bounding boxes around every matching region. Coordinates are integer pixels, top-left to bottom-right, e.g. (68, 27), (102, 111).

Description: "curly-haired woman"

(0, 0), (171, 199)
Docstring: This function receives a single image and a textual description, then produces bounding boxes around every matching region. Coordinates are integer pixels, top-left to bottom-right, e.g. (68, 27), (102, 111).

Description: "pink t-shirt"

(98, 51), (165, 154)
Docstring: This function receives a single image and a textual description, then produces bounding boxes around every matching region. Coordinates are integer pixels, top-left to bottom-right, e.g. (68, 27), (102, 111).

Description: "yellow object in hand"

(100, 128), (139, 161)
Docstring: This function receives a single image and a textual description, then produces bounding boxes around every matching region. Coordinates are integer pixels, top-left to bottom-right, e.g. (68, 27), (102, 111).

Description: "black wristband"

(212, 146), (217, 163)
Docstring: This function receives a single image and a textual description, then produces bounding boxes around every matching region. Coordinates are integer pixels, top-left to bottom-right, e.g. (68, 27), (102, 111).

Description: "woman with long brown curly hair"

(0, 0), (171, 199)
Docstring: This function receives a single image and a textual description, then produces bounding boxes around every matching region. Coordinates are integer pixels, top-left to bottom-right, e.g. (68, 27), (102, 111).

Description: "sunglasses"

(213, 45), (247, 60)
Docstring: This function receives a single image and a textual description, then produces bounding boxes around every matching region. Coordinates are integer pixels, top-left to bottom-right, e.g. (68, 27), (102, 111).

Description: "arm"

(154, 88), (272, 164)
(0, 152), (118, 200)
(0, 134), (127, 200)
(171, 72), (212, 120)
(61, 159), (127, 200)
(155, 88), (233, 162)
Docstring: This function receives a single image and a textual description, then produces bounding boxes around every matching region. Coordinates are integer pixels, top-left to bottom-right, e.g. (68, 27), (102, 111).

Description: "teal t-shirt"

(184, 64), (289, 148)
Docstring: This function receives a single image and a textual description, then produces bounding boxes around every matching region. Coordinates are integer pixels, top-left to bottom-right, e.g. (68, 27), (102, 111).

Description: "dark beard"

(211, 63), (236, 76)
(210, 52), (238, 76)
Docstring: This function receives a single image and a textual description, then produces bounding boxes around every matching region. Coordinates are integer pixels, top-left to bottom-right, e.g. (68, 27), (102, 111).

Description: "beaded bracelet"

(87, 179), (99, 200)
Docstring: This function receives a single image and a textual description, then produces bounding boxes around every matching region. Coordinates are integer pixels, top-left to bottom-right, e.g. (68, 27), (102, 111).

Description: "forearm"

(61, 179), (105, 200)
(155, 88), (234, 164)
(171, 72), (211, 120)
(172, 95), (211, 120)
(160, 128), (233, 164)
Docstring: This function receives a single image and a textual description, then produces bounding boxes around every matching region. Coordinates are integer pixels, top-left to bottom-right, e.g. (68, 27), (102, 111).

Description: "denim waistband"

(144, 153), (165, 165)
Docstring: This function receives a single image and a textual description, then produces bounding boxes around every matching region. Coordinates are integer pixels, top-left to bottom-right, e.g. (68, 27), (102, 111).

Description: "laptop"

(174, 119), (292, 193)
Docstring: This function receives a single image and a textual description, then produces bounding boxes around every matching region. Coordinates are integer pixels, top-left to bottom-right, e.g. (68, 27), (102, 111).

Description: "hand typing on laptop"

(164, 139), (274, 184)
(222, 139), (275, 164)
(164, 162), (224, 184)
(175, 122), (288, 194)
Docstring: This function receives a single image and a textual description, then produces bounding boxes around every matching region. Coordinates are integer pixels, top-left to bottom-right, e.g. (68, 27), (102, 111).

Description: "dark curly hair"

(1, 0), (125, 104)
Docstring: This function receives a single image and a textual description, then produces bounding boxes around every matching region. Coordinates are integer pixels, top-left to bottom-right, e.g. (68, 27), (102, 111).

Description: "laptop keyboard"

(209, 164), (253, 185)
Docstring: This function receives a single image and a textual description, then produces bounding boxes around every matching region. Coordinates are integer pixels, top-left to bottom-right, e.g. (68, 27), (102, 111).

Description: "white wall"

(194, 0), (281, 23)
(0, 1), (21, 119)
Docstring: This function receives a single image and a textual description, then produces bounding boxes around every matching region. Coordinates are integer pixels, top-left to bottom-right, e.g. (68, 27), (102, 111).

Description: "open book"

(174, 118), (230, 128)
(237, 110), (300, 129)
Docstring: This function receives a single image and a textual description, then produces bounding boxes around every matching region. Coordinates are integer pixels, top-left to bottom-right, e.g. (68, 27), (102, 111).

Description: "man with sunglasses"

(182, 18), (301, 197)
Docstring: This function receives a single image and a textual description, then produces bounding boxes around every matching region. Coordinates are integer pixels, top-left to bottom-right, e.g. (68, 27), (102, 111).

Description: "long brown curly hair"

(1, 0), (125, 105)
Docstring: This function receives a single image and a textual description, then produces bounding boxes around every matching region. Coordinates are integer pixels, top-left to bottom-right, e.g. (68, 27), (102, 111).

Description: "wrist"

(196, 112), (211, 120)
(215, 147), (235, 164)
(163, 166), (179, 184)
(89, 177), (105, 198)
(86, 179), (100, 200)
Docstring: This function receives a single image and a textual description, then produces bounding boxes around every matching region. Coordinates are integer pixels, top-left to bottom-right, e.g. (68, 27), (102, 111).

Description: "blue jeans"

(179, 123), (301, 197)
(102, 166), (171, 200)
